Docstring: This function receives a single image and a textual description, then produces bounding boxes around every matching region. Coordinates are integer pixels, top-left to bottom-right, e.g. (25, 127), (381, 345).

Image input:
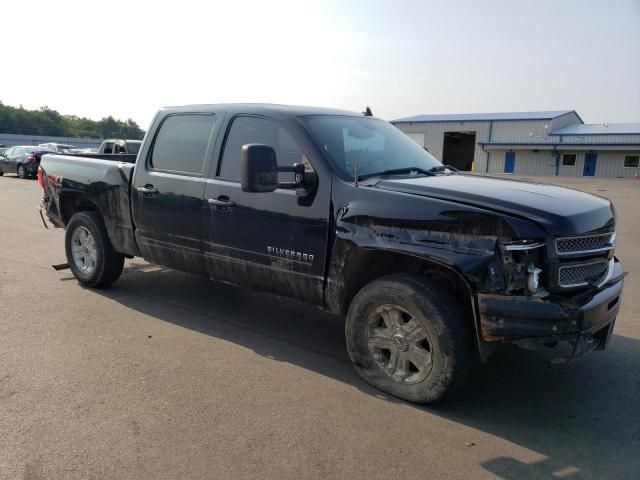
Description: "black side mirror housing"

(240, 144), (279, 193)
(240, 143), (313, 195)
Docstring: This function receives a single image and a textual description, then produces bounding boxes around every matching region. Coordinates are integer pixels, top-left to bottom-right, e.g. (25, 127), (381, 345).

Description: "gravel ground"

(1, 174), (638, 479)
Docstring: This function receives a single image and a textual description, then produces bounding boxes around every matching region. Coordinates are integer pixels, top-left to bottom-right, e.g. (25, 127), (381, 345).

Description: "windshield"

(126, 142), (142, 154)
(302, 115), (442, 180)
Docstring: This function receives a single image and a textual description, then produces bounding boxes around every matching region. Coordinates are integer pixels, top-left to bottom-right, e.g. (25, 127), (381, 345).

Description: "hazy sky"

(2, 0), (639, 128)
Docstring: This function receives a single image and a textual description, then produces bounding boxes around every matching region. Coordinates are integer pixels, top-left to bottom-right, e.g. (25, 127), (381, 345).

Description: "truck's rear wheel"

(65, 211), (124, 287)
(345, 274), (472, 403)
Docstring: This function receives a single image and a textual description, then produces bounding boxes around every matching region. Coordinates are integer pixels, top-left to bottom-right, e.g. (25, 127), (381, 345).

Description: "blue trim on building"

(478, 142), (640, 148)
(550, 132), (640, 136)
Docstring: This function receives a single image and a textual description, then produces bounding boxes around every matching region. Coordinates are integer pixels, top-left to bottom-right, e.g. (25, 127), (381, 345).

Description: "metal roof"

(550, 123), (640, 135)
(392, 110), (576, 123)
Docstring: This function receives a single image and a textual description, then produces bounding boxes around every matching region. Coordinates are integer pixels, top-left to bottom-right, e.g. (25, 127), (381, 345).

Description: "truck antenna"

(363, 106), (373, 117)
(354, 159), (359, 187)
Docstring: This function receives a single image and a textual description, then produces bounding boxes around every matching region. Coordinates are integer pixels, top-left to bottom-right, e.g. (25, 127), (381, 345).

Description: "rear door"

(202, 114), (330, 303)
(131, 112), (221, 273)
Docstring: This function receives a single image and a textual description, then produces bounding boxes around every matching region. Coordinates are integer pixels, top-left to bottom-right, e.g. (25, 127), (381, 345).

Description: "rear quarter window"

(151, 114), (216, 174)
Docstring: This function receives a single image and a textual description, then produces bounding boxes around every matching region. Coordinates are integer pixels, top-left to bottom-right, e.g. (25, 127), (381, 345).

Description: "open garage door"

(442, 132), (476, 171)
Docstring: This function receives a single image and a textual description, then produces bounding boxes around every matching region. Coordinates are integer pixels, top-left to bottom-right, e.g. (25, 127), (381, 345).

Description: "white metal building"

(392, 111), (640, 178)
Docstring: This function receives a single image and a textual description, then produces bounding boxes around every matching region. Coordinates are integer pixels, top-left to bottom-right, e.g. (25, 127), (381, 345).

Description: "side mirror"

(240, 143), (315, 195)
(241, 144), (279, 193)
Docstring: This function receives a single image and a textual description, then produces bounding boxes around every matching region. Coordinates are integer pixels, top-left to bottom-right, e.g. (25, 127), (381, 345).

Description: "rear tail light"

(27, 155), (36, 163)
(37, 166), (44, 189)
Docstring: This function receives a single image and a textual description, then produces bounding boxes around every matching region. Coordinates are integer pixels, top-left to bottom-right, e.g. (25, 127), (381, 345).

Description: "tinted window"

(219, 116), (304, 180)
(103, 143), (114, 154)
(151, 115), (215, 174)
(303, 116), (441, 180)
(126, 142), (142, 154)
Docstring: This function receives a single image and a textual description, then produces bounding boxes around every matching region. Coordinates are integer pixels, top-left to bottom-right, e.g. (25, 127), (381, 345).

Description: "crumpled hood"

(375, 175), (614, 236)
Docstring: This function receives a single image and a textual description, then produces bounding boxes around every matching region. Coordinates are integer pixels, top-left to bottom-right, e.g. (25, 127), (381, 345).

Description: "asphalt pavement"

(1, 174), (638, 479)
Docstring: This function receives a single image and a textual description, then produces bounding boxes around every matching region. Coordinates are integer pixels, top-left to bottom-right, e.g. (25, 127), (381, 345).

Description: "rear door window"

(151, 114), (216, 175)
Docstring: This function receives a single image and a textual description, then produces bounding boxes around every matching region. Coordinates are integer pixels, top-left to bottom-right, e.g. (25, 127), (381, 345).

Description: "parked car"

(38, 104), (625, 403)
(0, 145), (53, 178)
(38, 143), (77, 153)
(96, 139), (143, 155)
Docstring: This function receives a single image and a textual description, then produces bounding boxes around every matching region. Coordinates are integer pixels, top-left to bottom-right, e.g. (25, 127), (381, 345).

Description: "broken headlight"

(499, 240), (546, 294)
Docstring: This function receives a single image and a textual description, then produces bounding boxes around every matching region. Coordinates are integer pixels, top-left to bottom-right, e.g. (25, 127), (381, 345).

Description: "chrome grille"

(555, 232), (614, 256)
(558, 260), (610, 288)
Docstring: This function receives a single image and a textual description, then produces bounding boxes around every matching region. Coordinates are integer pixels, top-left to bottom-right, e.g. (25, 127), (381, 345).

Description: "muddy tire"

(65, 211), (124, 287)
(345, 274), (472, 403)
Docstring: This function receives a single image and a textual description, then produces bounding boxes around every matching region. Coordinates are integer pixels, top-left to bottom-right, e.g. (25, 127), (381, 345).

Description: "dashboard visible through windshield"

(302, 115), (443, 181)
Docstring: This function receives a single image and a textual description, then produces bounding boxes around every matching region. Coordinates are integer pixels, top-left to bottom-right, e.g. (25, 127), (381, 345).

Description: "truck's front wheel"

(345, 274), (472, 403)
(65, 211), (124, 287)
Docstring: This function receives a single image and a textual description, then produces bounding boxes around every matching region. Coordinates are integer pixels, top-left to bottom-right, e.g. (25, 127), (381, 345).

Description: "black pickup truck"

(38, 104), (625, 403)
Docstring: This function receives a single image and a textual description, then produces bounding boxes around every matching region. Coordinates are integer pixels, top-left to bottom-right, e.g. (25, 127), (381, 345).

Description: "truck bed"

(65, 153), (138, 163)
(40, 153), (139, 256)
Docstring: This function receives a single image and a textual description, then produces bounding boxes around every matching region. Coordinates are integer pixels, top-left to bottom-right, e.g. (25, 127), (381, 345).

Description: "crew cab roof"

(159, 103), (364, 118)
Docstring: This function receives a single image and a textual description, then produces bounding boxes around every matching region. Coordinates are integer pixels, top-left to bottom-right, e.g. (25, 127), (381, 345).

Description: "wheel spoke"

(380, 307), (402, 330)
(406, 324), (428, 343)
(368, 335), (393, 351)
(407, 346), (431, 371)
(386, 349), (399, 374)
(391, 353), (410, 380)
(402, 317), (420, 334)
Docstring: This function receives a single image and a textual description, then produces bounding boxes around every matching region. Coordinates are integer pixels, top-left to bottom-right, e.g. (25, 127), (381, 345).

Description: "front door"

(131, 113), (219, 273)
(504, 151), (515, 173)
(203, 115), (330, 304)
(583, 153), (597, 176)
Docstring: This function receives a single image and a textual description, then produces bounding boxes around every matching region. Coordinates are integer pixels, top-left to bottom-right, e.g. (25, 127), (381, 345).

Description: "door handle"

(207, 197), (236, 207)
(136, 185), (159, 195)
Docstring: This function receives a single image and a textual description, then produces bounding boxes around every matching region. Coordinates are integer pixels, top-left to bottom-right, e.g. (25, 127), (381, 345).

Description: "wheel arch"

(325, 243), (493, 361)
(59, 193), (101, 226)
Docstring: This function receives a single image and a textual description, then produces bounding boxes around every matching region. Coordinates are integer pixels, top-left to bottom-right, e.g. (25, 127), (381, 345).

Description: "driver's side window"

(218, 116), (308, 182)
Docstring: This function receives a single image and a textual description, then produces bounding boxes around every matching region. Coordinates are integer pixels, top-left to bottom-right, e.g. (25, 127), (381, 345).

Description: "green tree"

(0, 101), (145, 139)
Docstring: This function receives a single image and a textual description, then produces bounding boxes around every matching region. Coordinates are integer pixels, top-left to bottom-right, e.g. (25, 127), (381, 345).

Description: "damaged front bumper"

(477, 258), (625, 360)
